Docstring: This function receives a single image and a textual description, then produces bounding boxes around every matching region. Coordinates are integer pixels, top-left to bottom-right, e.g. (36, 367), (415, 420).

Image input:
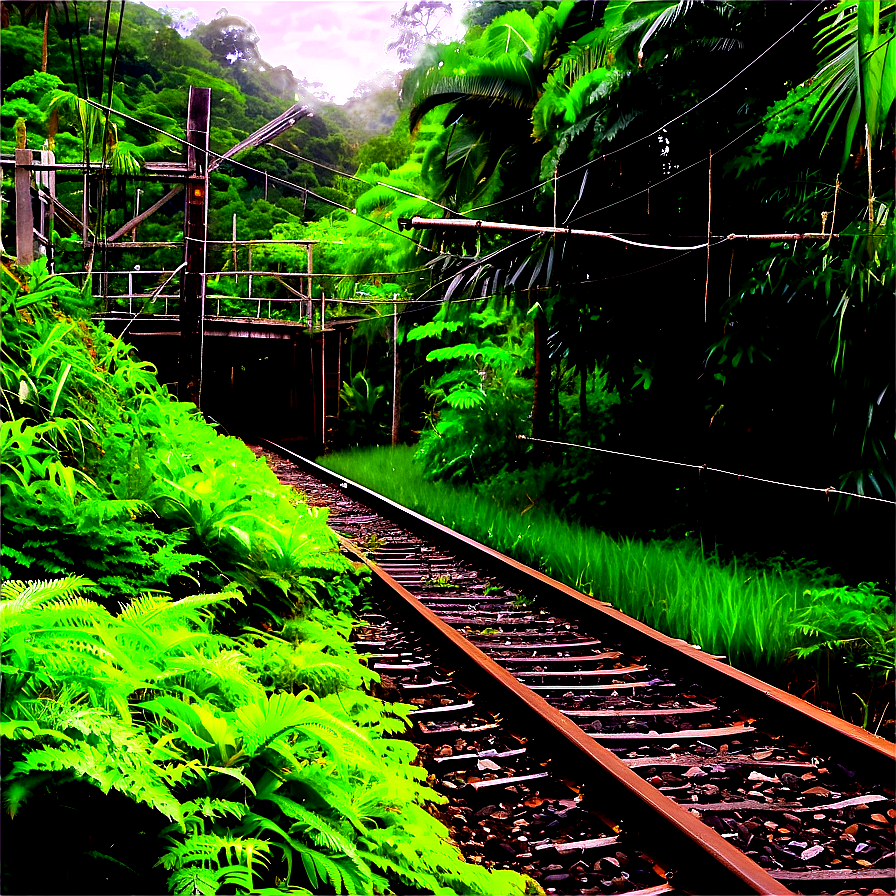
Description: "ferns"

(2, 270), (530, 893)
(3, 573), (531, 894)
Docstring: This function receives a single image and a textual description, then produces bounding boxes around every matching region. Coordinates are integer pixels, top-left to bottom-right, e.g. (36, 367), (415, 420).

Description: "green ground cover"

(0, 260), (532, 896)
(319, 447), (894, 733)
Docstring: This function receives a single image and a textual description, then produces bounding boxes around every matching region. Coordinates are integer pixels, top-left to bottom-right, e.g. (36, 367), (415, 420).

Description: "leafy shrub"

(1, 259), (361, 620)
(789, 582), (895, 681)
(1, 579), (531, 895)
(410, 299), (535, 482)
(410, 298), (619, 521)
(337, 371), (389, 446)
(1, 261), (532, 893)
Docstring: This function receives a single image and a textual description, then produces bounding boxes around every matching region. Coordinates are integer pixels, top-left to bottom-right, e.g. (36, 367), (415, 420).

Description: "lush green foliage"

(1, 578), (530, 894)
(1, 260), (359, 618)
(790, 581), (895, 681)
(0, 262), (531, 894)
(322, 447), (804, 667)
(0, 2), (399, 286)
(397, 0), (894, 581)
(408, 296), (621, 520)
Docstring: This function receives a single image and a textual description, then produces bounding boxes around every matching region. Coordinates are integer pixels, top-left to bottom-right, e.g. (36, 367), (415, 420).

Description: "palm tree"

(811, 0), (895, 168)
(407, 2), (745, 439)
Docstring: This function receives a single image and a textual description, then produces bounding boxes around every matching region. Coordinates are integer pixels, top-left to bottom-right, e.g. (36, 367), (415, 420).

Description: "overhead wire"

(527, 31), (888, 229)
(80, 97), (439, 255)
(517, 436), (895, 505)
(269, 142), (463, 217)
(79, 5), (839, 321)
(60, 3), (84, 99)
(98, 0), (112, 102)
(465, 0), (826, 215)
(70, 3), (89, 100)
(98, 1), (127, 301)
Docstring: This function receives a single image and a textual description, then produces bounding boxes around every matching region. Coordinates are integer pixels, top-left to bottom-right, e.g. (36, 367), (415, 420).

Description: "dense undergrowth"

(0, 259), (533, 896)
(320, 447), (894, 736)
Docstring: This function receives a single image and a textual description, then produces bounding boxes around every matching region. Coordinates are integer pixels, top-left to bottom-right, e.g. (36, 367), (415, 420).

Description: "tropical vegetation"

(0, 259), (534, 894)
(1, 2), (894, 888)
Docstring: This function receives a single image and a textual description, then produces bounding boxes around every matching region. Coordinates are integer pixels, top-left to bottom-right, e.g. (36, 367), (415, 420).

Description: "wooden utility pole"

(14, 148), (34, 266)
(392, 299), (400, 447)
(180, 86), (211, 407)
(321, 292), (326, 449)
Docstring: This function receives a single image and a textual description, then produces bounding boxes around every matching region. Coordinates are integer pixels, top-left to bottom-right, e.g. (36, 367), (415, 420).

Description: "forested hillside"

(2, 0), (893, 652)
(0, 2), (402, 257)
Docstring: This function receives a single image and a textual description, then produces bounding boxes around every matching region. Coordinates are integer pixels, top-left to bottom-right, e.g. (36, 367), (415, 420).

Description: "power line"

(268, 143), (463, 217)
(80, 98), (439, 255)
(517, 436), (895, 505)
(60, 4), (84, 100)
(465, 1), (825, 215)
(98, 0), (112, 103)
(402, 217), (836, 248)
(570, 78), (828, 226)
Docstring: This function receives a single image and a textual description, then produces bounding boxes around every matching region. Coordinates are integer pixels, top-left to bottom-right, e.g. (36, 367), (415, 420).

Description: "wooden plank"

(420, 722), (500, 735)
(623, 754), (816, 770)
(791, 794), (888, 813)
(565, 705), (716, 718)
(408, 701), (475, 717)
(468, 772), (549, 790)
(434, 748), (527, 765)
(515, 665), (646, 676)
(688, 800), (801, 812)
(530, 681), (652, 691)
(478, 639), (605, 651)
(591, 725), (755, 741)
(106, 185), (183, 243)
(535, 835), (619, 853)
(373, 661), (431, 671)
(696, 793), (887, 814)
(770, 869), (895, 883)
(15, 148), (34, 265)
(500, 657), (642, 667)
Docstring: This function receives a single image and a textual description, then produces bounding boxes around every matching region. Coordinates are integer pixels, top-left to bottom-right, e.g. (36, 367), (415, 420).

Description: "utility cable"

(98, 0), (127, 306)
(80, 98), (438, 255)
(517, 436), (895, 505)
(406, 217), (733, 251)
(269, 142), (463, 217)
(466, 1), (825, 215)
(98, 0), (112, 103)
(70, 3), (89, 99)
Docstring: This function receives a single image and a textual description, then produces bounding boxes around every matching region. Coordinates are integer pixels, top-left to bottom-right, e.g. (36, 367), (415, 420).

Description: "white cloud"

(139, 0), (466, 102)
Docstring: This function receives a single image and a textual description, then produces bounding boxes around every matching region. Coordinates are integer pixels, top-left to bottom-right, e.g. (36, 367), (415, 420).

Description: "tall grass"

(320, 446), (817, 673)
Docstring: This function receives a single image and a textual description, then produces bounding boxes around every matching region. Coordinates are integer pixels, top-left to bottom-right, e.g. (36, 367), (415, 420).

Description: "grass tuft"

(321, 446), (827, 673)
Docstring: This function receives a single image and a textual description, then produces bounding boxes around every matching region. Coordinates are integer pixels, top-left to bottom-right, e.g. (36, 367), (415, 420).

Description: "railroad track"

(255, 441), (895, 896)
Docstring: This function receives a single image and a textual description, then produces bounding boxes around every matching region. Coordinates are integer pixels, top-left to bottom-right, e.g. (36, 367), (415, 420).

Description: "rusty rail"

(261, 440), (895, 895)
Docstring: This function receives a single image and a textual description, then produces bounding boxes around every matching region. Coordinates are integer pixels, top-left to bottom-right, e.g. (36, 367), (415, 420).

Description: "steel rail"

(259, 445), (841, 894)
(336, 533), (791, 896)
(263, 440), (894, 785)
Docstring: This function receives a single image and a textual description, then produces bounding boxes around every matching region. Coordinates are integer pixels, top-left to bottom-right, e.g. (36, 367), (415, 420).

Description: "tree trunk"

(41, 5), (48, 72)
(532, 310), (549, 441)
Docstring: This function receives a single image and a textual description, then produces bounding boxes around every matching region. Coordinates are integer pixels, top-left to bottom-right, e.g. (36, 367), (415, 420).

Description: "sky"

(140, 0), (468, 103)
